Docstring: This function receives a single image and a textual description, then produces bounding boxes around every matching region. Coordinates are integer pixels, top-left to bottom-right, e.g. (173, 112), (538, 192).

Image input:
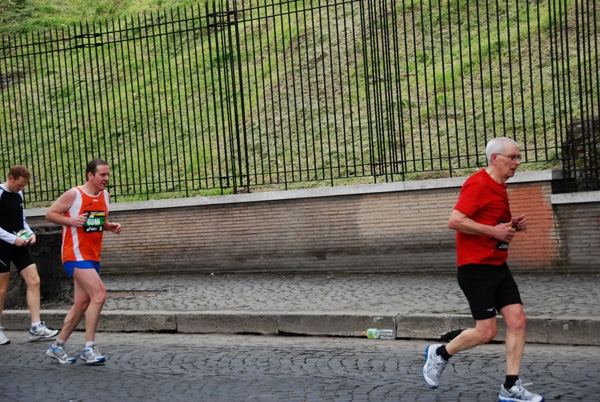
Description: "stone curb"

(3, 310), (599, 346)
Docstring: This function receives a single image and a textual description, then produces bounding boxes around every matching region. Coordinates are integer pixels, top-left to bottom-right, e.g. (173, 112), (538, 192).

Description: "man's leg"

(72, 268), (106, 343)
(0, 272), (9, 326)
(499, 303), (527, 375)
(446, 316), (498, 355)
(56, 271), (92, 343)
(19, 264), (41, 323)
(424, 317), (498, 388)
(497, 303), (544, 401)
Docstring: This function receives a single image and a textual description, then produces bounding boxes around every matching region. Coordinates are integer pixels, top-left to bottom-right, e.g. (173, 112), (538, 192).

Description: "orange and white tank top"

(61, 186), (110, 263)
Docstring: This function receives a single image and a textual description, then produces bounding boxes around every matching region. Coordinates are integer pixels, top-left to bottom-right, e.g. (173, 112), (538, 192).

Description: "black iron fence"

(1, 0), (598, 205)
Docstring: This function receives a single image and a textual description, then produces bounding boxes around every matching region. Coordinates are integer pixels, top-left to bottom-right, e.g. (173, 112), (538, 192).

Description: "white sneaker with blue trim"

(499, 379), (545, 402)
(80, 345), (106, 364)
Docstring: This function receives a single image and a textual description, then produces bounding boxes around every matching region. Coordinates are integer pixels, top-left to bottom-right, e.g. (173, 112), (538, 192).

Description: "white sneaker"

(80, 345), (106, 364)
(499, 379), (545, 402)
(423, 344), (448, 388)
(0, 326), (9, 345)
(29, 322), (59, 341)
(46, 345), (77, 364)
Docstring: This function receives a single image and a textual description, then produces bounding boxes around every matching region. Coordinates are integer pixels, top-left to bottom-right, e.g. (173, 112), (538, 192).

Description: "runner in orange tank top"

(61, 186), (110, 267)
(44, 159), (122, 365)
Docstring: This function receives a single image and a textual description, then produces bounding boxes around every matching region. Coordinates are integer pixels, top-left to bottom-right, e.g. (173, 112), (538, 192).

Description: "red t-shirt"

(453, 169), (511, 267)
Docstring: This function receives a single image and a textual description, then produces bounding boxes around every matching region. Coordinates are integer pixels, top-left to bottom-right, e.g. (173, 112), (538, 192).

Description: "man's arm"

(0, 227), (18, 245)
(448, 209), (516, 243)
(104, 220), (122, 235)
(45, 188), (87, 228)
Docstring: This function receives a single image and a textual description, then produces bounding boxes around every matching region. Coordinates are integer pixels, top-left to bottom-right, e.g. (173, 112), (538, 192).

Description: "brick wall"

(552, 193), (600, 272)
(24, 171), (599, 275)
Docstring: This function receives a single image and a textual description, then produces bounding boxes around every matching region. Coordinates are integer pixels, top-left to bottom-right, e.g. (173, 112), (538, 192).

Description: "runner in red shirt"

(44, 159), (122, 365)
(423, 137), (544, 402)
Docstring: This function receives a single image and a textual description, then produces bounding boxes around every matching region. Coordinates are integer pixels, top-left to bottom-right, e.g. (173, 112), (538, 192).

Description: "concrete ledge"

(4, 310), (598, 346)
(25, 170), (559, 217)
(551, 190), (600, 204)
(98, 311), (178, 332)
(276, 313), (396, 337)
(176, 312), (279, 335)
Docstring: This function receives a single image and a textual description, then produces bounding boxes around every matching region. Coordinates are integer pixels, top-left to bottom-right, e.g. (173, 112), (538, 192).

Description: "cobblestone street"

(1, 331), (598, 401)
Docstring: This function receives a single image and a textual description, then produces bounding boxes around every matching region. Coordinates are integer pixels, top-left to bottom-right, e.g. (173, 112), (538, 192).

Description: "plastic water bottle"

(364, 328), (395, 340)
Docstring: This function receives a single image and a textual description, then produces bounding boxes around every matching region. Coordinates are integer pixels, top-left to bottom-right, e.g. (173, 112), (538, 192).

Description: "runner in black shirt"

(0, 165), (58, 344)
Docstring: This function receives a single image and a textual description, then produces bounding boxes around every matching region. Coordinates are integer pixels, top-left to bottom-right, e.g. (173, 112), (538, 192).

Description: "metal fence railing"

(1, 0), (598, 206)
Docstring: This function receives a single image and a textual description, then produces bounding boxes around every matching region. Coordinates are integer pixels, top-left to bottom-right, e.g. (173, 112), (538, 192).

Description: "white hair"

(485, 137), (519, 164)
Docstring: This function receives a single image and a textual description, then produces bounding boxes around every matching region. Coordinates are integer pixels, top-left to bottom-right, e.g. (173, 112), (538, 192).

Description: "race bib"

(84, 211), (106, 233)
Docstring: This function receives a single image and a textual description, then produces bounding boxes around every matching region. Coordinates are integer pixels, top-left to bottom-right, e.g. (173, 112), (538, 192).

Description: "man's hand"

(512, 214), (527, 232)
(105, 222), (122, 235)
(71, 213), (88, 228)
(493, 221), (516, 243)
(14, 236), (29, 247)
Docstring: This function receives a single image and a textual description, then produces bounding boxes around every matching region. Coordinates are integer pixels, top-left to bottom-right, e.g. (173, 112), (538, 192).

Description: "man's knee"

(507, 313), (527, 333)
(480, 327), (497, 344)
(502, 304), (527, 332)
(475, 320), (498, 344)
(94, 289), (107, 305)
(87, 285), (106, 306)
(21, 265), (40, 289)
(0, 273), (10, 294)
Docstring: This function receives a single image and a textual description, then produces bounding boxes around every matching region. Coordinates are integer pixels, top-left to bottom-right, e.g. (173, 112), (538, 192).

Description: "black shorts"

(457, 263), (523, 320)
(0, 243), (35, 273)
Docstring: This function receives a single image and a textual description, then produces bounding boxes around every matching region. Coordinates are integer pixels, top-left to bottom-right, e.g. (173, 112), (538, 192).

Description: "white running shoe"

(46, 345), (77, 364)
(423, 344), (447, 388)
(0, 326), (9, 345)
(80, 345), (106, 364)
(29, 322), (59, 341)
(499, 379), (545, 402)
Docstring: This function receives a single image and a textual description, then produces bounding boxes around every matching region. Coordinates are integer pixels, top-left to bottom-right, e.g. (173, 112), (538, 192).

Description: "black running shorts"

(457, 263), (523, 320)
(0, 243), (35, 273)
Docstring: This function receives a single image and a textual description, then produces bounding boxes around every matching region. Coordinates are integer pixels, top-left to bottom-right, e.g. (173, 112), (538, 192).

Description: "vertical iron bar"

(290, 1), (304, 182)
(30, 31), (45, 186)
(428, 0), (442, 171)
(438, 0), (452, 175)
(401, 2), (417, 172)
(507, 0), (517, 138)
(275, 0), (289, 188)
(525, 1), (536, 161)
(419, 0), (434, 171)
(44, 29), (61, 201)
(174, 8), (190, 196)
(475, 0), (488, 146)
(334, 0), (349, 180)
(484, 0), (497, 139)
(536, 0), (549, 160)
(201, 3), (216, 189)
(65, 26), (78, 190)
(495, 0), (507, 137)
(326, 0), (338, 185)
(140, 13), (155, 197)
(410, 1), (424, 171)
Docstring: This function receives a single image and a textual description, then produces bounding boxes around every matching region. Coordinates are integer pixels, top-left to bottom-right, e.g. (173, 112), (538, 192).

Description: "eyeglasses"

(495, 153), (521, 161)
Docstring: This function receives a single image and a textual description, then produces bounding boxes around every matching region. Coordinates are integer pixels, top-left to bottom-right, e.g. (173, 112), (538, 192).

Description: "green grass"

(0, 0), (204, 35)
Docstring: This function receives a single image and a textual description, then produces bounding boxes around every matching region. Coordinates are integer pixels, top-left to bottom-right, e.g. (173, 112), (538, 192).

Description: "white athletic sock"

(53, 338), (66, 348)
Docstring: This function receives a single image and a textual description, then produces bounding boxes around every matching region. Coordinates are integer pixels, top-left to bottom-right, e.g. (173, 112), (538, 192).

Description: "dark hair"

(8, 165), (31, 181)
(86, 159), (109, 179)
